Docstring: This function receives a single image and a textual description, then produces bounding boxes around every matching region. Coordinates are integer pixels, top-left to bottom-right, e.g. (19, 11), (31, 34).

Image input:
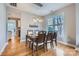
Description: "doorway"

(7, 17), (21, 42)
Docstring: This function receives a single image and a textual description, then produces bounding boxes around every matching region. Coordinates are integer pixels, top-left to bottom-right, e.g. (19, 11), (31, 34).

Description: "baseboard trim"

(0, 42), (8, 55)
(58, 41), (76, 48)
(75, 48), (79, 51)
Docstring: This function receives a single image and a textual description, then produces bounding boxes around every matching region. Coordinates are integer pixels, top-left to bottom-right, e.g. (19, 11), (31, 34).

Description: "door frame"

(7, 17), (21, 41)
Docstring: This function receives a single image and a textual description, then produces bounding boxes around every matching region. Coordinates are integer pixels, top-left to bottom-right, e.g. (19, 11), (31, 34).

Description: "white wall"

(0, 4), (7, 52)
(21, 12), (43, 41)
(76, 4), (79, 47)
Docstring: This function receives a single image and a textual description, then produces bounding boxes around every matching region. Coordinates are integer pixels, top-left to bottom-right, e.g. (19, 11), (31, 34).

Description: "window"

(47, 15), (64, 37)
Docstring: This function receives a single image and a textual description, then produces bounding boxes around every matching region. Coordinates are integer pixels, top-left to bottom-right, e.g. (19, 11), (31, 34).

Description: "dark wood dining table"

(26, 35), (38, 42)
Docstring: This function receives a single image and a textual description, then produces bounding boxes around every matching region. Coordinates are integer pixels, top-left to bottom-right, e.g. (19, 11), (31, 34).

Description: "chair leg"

(46, 41), (48, 51)
(50, 41), (54, 48)
(32, 42), (34, 56)
(43, 43), (46, 52)
(36, 43), (38, 56)
(43, 43), (44, 48)
(55, 40), (57, 46)
(29, 41), (31, 48)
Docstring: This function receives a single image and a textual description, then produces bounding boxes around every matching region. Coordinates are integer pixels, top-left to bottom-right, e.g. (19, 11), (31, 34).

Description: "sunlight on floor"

(55, 47), (64, 56)
(47, 42), (64, 56)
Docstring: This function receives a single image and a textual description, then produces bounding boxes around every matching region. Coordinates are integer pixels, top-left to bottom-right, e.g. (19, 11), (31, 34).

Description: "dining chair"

(46, 32), (54, 49)
(27, 30), (33, 36)
(34, 30), (39, 36)
(46, 31), (57, 49)
(26, 30), (33, 47)
(32, 31), (46, 55)
(53, 32), (57, 46)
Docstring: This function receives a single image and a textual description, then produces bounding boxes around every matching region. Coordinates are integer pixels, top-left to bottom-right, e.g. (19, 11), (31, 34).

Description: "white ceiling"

(8, 3), (71, 16)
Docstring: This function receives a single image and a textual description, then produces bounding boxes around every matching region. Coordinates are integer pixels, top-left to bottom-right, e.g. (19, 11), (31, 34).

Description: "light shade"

(33, 18), (37, 22)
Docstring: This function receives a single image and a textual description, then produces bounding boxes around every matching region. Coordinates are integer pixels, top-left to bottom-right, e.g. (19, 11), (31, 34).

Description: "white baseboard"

(75, 47), (79, 51)
(58, 41), (76, 48)
(0, 42), (8, 55)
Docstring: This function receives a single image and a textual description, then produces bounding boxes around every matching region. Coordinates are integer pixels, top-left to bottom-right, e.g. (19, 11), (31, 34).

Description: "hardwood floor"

(1, 37), (79, 56)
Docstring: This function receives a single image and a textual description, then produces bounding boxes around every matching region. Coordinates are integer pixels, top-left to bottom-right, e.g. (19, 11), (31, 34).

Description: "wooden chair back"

(36, 31), (46, 43)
